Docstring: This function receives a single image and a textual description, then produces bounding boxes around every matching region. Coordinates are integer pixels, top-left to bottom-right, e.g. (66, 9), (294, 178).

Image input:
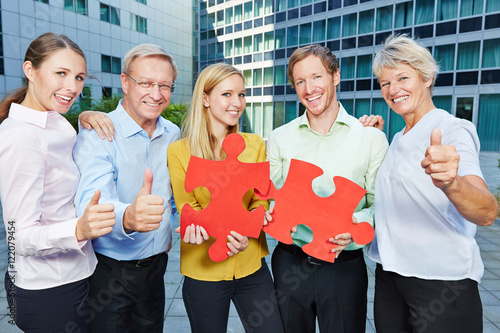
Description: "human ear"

(202, 92), (210, 108)
(23, 61), (35, 81)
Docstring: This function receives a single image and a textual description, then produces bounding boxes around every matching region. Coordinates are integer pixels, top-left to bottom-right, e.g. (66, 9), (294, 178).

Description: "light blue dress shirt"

(73, 101), (180, 260)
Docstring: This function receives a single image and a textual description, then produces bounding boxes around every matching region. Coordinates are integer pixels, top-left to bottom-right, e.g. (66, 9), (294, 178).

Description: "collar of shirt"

(8, 103), (63, 129)
(297, 102), (354, 136)
(115, 99), (172, 140)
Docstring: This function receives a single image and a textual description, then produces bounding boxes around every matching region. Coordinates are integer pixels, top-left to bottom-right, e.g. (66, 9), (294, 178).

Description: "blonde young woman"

(167, 63), (283, 332)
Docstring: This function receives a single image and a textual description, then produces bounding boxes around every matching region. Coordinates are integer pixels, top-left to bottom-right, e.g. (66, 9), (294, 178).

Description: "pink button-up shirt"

(0, 103), (96, 290)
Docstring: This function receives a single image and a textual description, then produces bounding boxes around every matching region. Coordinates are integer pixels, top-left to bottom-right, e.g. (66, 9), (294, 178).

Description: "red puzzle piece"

(180, 133), (270, 262)
(256, 159), (374, 263)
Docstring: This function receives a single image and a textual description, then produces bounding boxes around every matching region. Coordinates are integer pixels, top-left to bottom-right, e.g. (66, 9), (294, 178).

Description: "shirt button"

(319, 159), (323, 163)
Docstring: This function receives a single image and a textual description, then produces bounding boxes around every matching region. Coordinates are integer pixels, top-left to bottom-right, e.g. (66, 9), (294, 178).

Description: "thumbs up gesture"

(76, 190), (116, 241)
(421, 129), (460, 190)
(123, 169), (165, 233)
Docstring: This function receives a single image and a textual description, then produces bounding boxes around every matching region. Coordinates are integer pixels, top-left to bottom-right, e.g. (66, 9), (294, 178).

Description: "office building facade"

(0, 0), (193, 104)
(198, 0), (500, 151)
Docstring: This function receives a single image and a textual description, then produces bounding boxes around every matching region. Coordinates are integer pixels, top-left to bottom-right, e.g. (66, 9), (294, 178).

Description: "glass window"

(341, 57), (355, 79)
(327, 17), (341, 39)
(100, 3), (109, 22)
(358, 10), (374, 34)
(355, 99), (370, 118)
(356, 55), (372, 78)
(460, 0), (483, 16)
(64, 0), (88, 15)
(277, 0), (287, 11)
(208, 13), (215, 29)
(265, 0), (274, 14)
(131, 14), (147, 33)
(340, 99), (354, 115)
(254, 0), (263, 17)
(288, 0), (299, 8)
(437, 0), (458, 20)
(435, 44), (455, 71)
(313, 20), (326, 42)
(254, 34), (263, 52)
(300, 23), (312, 45)
(482, 38), (500, 68)
(275, 28), (286, 48)
(486, 0), (500, 12)
(478, 94), (500, 150)
(244, 1), (253, 20)
(244, 36), (252, 53)
(263, 102), (273, 138)
(376, 5), (393, 31)
(101, 55), (111, 72)
(287, 26), (298, 46)
(225, 7), (233, 24)
(286, 101), (297, 123)
(201, 14), (208, 31)
(263, 67), (274, 85)
(457, 41), (480, 69)
(264, 31), (274, 50)
(301, 0), (313, 4)
(395, 1), (413, 28)
(433, 95), (452, 111)
(234, 38), (242, 56)
(243, 70), (252, 88)
(208, 43), (216, 60)
(111, 57), (121, 74)
(389, 110), (406, 141)
(416, 0), (434, 24)
(225, 40), (233, 57)
(234, 4), (242, 22)
(275, 65), (286, 85)
(253, 69), (262, 86)
(274, 102), (285, 129)
(217, 10), (224, 27)
(200, 45), (208, 61)
(252, 103), (262, 136)
(342, 13), (357, 37)
(372, 98), (388, 134)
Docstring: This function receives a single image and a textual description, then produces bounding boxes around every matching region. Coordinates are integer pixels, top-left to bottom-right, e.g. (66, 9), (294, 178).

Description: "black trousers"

(272, 243), (368, 333)
(5, 271), (90, 333)
(182, 258), (284, 333)
(374, 264), (483, 333)
(87, 252), (168, 333)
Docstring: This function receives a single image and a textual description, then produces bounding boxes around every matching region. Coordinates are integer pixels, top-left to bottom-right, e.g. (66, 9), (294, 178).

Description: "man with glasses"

(73, 44), (180, 332)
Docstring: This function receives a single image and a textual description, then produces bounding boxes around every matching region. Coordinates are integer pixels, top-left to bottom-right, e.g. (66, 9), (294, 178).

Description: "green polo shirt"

(267, 102), (389, 250)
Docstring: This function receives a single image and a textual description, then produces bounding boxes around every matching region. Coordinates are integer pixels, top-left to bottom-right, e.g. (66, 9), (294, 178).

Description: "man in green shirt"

(266, 44), (388, 332)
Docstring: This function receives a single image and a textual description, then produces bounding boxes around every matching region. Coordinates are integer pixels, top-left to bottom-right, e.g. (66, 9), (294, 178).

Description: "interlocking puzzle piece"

(256, 159), (374, 263)
(181, 133), (270, 262)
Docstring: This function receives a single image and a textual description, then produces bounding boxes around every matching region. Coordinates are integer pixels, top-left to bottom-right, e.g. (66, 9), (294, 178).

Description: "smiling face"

(379, 62), (434, 124)
(292, 54), (340, 119)
(121, 55), (174, 133)
(203, 74), (246, 134)
(22, 48), (86, 114)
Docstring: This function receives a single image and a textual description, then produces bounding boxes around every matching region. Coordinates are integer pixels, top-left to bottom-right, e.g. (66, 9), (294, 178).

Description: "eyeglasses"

(125, 73), (175, 93)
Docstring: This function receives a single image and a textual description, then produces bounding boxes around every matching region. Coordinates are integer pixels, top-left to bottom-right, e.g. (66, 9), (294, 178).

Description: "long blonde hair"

(183, 63), (244, 160)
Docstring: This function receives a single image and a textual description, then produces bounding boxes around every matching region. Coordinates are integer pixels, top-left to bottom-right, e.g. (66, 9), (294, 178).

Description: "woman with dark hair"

(0, 32), (115, 332)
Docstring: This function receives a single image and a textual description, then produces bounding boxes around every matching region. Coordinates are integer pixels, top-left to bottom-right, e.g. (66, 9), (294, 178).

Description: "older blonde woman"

(367, 35), (498, 333)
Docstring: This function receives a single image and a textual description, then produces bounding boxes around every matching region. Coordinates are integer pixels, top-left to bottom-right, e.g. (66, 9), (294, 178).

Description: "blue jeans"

(182, 258), (284, 333)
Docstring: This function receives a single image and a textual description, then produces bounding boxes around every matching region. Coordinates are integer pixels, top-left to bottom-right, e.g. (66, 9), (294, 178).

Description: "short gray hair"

(122, 44), (178, 81)
(373, 34), (438, 90)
